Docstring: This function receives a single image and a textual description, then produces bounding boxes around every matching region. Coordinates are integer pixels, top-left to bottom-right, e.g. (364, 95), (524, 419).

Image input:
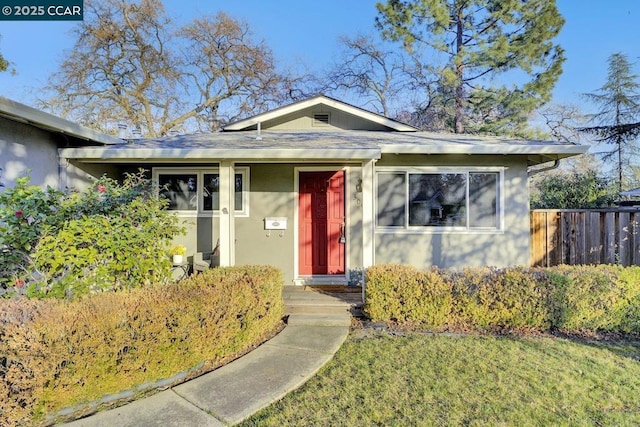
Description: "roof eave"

(381, 144), (589, 156)
(59, 147), (382, 162)
(0, 97), (123, 146)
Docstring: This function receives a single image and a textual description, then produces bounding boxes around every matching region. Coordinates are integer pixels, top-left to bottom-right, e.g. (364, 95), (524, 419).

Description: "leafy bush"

(0, 265), (284, 426)
(0, 178), (66, 294)
(0, 170), (183, 298)
(547, 265), (640, 333)
(530, 169), (616, 209)
(447, 267), (551, 331)
(364, 264), (640, 334)
(365, 264), (453, 327)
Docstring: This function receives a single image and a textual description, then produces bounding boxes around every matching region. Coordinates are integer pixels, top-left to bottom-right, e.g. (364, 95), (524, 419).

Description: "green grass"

(240, 330), (640, 426)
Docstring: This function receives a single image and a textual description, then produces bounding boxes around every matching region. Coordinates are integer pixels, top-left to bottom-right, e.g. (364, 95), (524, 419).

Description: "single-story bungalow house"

(1, 95), (587, 285)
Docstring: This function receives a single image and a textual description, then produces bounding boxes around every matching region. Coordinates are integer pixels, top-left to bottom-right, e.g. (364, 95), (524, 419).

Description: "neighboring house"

(0, 97), (121, 189)
(618, 188), (640, 206)
(1, 95), (587, 285)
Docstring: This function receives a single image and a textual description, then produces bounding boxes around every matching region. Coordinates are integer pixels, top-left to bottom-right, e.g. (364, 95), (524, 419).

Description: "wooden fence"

(530, 209), (640, 267)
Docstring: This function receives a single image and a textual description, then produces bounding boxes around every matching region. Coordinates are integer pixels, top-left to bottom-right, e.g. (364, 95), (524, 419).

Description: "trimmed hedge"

(364, 264), (454, 328)
(0, 265), (284, 426)
(364, 264), (640, 334)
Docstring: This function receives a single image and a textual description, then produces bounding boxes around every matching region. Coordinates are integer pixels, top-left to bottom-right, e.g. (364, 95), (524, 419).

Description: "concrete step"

(286, 313), (352, 327)
(303, 285), (362, 293)
(282, 286), (361, 327)
(283, 287), (363, 309)
(285, 305), (352, 315)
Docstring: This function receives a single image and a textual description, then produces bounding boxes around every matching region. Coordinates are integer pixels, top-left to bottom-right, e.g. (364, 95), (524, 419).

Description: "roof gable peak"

(223, 94), (417, 132)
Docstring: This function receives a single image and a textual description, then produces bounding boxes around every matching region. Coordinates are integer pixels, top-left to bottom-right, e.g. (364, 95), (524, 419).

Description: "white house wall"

(374, 154), (531, 268)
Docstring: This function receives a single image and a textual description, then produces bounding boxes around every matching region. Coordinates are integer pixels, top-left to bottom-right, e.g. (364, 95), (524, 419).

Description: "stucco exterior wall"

(374, 154), (531, 268)
(151, 155), (530, 282)
(0, 116), (59, 189)
(264, 106), (390, 131)
(234, 164), (296, 281)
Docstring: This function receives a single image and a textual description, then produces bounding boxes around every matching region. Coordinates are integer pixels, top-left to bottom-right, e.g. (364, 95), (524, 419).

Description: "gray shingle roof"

(59, 130), (587, 165)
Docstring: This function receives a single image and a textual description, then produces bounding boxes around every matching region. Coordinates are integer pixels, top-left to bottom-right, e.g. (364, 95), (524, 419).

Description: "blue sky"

(1, 0), (639, 113)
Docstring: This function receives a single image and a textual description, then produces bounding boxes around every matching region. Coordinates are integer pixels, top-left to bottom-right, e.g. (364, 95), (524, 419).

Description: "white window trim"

(152, 167), (250, 217)
(375, 166), (504, 234)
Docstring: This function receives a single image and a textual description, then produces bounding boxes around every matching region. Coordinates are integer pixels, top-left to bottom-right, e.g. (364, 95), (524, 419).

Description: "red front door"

(299, 171), (345, 275)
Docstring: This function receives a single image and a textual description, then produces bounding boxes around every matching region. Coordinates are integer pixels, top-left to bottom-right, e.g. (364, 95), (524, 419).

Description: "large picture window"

(376, 168), (501, 231)
(153, 167), (249, 216)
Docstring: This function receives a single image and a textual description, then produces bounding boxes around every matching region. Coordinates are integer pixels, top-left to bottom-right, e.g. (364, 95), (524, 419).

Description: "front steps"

(283, 285), (363, 327)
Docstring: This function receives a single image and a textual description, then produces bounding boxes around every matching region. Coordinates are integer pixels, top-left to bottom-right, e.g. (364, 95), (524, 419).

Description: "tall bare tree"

(324, 34), (410, 117)
(43, 0), (177, 136)
(537, 103), (587, 143)
(41, 0), (302, 136)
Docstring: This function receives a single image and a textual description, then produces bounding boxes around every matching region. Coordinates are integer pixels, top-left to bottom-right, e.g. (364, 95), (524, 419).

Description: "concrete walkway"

(63, 286), (359, 426)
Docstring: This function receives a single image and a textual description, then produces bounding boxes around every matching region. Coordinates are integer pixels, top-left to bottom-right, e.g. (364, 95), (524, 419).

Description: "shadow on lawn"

(551, 330), (640, 363)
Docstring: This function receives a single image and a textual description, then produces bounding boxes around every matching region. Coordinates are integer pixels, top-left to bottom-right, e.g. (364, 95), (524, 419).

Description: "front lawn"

(241, 330), (640, 426)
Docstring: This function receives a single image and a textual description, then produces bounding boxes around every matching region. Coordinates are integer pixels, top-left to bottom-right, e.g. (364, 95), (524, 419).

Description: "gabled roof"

(223, 94), (418, 132)
(0, 97), (122, 146)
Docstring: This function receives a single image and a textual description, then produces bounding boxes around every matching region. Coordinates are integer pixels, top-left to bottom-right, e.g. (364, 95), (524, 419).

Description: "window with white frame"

(153, 167), (249, 216)
(376, 168), (501, 231)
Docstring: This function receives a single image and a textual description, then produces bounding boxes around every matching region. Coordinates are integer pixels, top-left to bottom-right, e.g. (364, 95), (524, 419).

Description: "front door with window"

(298, 170), (345, 275)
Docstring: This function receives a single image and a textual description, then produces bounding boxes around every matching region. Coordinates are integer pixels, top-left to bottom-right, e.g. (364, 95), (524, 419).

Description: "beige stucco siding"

(234, 164), (296, 281)
(264, 106), (390, 131)
(0, 117), (59, 189)
(374, 154), (530, 268)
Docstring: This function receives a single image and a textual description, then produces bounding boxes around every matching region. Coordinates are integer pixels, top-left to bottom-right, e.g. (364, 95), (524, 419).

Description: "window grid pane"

(159, 174), (197, 211)
(376, 169), (501, 231)
(469, 172), (498, 228)
(203, 173), (244, 212)
(377, 172), (406, 227)
(408, 173), (466, 227)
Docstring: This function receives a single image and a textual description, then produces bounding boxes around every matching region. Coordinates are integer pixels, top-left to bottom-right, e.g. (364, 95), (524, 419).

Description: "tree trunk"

(454, 3), (464, 134)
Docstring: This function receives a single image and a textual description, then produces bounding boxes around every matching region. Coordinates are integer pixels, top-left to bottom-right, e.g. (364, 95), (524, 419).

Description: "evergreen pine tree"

(376, 0), (565, 135)
(579, 53), (640, 193)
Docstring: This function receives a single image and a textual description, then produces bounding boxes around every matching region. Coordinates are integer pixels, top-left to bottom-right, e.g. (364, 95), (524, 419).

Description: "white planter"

(172, 254), (184, 264)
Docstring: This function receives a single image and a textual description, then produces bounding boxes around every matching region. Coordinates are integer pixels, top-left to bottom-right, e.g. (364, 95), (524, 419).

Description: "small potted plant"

(169, 244), (187, 264)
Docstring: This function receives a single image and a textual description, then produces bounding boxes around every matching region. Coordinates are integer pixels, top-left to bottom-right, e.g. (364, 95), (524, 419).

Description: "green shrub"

(0, 265), (284, 426)
(0, 170), (184, 298)
(365, 264), (453, 328)
(547, 265), (640, 332)
(447, 267), (551, 331)
(364, 264), (640, 334)
(0, 177), (66, 293)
